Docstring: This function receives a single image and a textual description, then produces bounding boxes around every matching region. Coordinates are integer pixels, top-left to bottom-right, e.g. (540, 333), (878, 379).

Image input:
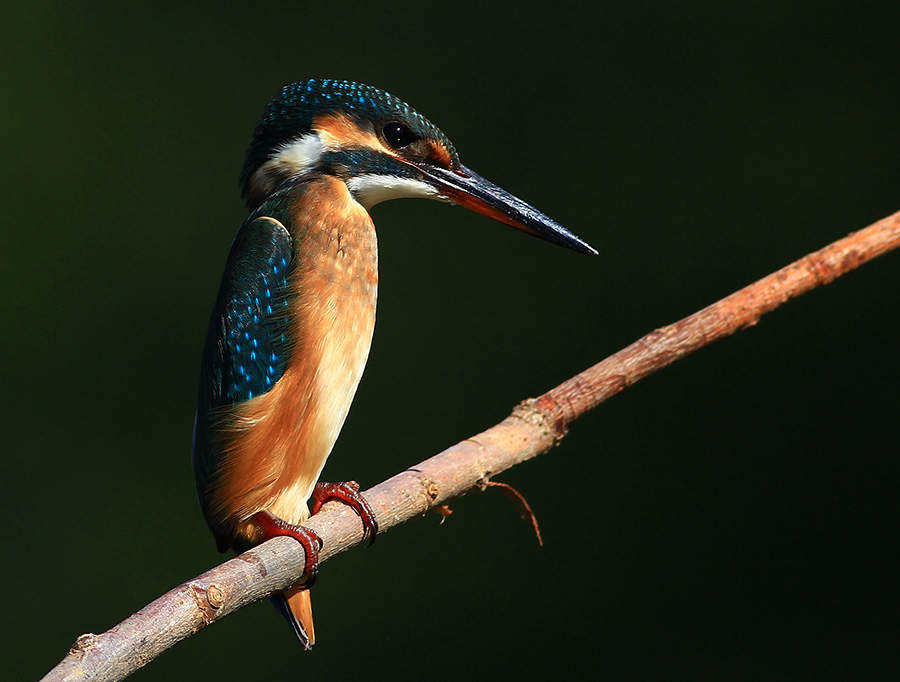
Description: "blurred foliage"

(3, 2), (899, 680)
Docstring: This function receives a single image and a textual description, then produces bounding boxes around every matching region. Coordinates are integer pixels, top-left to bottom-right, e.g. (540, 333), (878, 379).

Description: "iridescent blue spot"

(250, 351), (256, 360)
(252, 339), (258, 348)
(267, 305), (273, 313)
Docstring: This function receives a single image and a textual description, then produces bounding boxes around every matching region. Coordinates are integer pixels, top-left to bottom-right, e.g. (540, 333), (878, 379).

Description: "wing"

(193, 215), (295, 540)
(201, 216), (294, 407)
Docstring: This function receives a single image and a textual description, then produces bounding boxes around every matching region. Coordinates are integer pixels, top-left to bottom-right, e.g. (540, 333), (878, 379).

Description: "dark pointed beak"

(416, 164), (598, 255)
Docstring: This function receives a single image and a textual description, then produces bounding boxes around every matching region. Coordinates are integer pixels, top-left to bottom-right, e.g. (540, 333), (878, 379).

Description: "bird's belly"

(268, 287), (376, 525)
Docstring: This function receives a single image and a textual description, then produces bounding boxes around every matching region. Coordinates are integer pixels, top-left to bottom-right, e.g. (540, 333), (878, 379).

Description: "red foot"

(251, 510), (323, 588)
(312, 481), (379, 546)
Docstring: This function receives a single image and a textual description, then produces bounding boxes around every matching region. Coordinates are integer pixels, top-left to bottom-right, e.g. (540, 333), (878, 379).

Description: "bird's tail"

(271, 586), (315, 649)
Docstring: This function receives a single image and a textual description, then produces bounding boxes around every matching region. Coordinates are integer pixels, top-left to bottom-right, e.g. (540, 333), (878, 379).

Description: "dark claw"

(251, 510), (323, 588)
(311, 481), (379, 546)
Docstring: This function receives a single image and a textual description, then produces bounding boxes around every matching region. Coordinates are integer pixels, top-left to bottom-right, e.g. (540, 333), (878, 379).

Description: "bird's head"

(241, 79), (596, 255)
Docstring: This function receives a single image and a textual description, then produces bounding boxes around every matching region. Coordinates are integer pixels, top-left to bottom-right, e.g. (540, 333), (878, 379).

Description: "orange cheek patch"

(314, 112), (383, 151)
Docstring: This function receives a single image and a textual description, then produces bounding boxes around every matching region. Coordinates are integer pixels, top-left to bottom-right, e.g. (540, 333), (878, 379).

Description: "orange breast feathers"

(211, 177), (378, 546)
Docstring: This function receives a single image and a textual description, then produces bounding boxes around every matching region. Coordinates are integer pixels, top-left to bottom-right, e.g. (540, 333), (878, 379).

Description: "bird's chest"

(277, 179), (378, 482)
(290, 184), (379, 406)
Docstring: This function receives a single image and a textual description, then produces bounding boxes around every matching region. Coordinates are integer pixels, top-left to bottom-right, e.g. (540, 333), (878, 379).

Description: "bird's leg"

(311, 481), (379, 546)
(250, 510), (323, 588)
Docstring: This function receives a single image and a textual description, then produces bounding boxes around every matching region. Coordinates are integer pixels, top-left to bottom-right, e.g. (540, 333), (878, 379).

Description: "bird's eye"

(382, 121), (416, 149)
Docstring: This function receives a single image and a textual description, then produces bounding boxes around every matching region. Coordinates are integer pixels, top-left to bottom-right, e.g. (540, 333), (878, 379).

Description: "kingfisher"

(193, 78), (596, 649)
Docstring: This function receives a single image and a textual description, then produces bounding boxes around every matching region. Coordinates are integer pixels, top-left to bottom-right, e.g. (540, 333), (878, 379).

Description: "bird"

(192, 78), (597, 649)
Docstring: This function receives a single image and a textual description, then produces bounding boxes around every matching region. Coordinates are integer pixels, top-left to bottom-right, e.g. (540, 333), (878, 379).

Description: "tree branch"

(42, 209), (900, 682)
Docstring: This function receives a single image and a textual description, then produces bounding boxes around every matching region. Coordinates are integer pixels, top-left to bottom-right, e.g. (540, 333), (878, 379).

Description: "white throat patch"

(346, 174), (441, 210)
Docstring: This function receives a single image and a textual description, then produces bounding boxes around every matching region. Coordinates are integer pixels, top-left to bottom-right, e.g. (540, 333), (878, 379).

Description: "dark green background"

(5, 2), (899, 680)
